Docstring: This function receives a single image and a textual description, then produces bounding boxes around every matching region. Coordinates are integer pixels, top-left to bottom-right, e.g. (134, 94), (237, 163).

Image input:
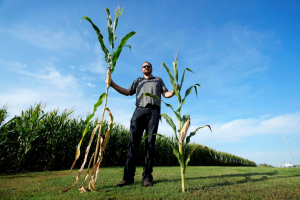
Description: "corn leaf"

(183, 145), (201, 173)
(177, 83), (202, 113)
(185, 144), (212, 170)
(111, 31), (136, 73)
(102, 107), (114, 150)
(61, 122), (99, 194)
(113, 6), (124, 33)
(194, 83), (202, 97)
(160, 113), (178, 141)
(172, 145), (183, 167)
(173, 49), (179, 83)
(161, 63), (181, 104)
(81, 17), (110, 64)
(185, 125), (212, 145)
(92, 108), (113, 182)
(173, 60), (178, 83)
(105, 8), (114, 50)
(78, 153), (95, 193)
(88, 137), (104, 190)
(70, 93), (106, 170)
(181, 115), (190, 129)
(125, 44), (131, 51)
(142, 93), (182, 122)
(179, 68), (194, 92)
(143, 133), (183, 167)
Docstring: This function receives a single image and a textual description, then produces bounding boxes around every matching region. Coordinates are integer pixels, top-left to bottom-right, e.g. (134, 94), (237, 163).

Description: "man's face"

(142, 62), (152, 75)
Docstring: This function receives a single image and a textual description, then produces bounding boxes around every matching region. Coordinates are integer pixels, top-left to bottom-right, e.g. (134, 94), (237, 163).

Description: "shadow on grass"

(152, 171), (300, 192)
(188, 174), (300, 192)
(154, 171), (279, 184)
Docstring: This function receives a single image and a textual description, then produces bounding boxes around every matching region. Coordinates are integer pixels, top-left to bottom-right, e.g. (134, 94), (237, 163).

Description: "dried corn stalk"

(60, 4), (135, 193)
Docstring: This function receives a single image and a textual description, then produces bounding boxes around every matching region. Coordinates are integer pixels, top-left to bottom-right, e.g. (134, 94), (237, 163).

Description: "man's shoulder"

(154, 76), (164, 82)
(133, 77), (143, 82)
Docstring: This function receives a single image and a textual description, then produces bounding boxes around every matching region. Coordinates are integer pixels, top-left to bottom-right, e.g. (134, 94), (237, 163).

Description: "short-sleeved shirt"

(127, 76), (168, 108)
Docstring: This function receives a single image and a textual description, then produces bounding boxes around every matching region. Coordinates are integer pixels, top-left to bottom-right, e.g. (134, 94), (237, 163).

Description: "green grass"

(1, 166), (299, 199)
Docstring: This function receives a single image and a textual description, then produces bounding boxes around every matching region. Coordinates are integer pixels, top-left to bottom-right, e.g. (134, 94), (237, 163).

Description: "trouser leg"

(142, 108), (160, 181)
(123, 107), (146, 182)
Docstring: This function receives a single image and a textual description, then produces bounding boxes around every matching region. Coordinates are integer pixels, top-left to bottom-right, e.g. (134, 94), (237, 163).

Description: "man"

(106, 61), (177, 187)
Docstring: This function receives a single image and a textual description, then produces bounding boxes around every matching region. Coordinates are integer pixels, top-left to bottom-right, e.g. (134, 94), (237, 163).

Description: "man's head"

(142, 61), (152, 76)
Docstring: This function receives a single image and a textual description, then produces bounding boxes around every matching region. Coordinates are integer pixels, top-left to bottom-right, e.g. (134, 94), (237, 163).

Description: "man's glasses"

(142, 65), (152, 68)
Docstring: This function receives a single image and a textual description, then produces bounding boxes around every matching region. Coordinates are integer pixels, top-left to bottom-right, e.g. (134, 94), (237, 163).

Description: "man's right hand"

(104, 79), (130, 96)
(105, 78), (113, 86)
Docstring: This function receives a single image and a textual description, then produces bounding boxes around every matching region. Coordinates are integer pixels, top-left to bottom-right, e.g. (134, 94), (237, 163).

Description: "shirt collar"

(142, 75), (155, 80)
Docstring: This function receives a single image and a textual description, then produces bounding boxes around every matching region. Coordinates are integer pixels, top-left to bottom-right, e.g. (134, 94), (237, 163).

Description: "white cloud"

(87, 83), (95, 87)
(85, 59), (106, 74)
(0, 58), (87, 119)
(0, 59), (27, 69)
(191, 113), (300, 143)
(0, 25), (90, 51)
(36, 67), (78, 89)
(1, 58), (78, 90)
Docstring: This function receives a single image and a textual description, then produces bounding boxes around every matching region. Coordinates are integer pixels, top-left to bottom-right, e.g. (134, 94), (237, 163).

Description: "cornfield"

(0, 103), (256, 173)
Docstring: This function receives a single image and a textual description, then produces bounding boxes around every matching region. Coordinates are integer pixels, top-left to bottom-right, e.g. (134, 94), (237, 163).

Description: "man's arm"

(162, 90), (175, 98)
(106, 79), (130, 96)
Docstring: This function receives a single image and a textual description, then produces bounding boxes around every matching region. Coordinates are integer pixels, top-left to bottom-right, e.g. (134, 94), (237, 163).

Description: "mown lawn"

(0, 166), (299, 199)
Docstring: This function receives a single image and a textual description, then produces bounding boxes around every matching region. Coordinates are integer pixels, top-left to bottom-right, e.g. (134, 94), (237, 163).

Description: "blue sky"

(0, 0), (299, 167)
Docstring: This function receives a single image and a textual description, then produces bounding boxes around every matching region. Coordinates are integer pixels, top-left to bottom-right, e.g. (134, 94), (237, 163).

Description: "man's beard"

(143, 70), (152, 75)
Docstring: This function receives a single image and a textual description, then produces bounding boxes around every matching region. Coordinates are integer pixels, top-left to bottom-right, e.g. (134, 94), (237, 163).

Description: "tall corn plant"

(11, 103), (46, 170)
(143, 50), (212, 192)
(43, 108), (74, 170)
(0, 104), (8, 125)
(61, 4), (136, 193)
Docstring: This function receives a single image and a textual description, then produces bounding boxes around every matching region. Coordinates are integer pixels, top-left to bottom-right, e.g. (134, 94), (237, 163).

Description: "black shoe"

(143, 179), (153, 187)
(115, 180), (133, 187)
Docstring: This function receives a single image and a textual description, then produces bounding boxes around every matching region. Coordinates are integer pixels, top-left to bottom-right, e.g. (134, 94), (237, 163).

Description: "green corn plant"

(143, 49), (212, 192)
(43, 108), (74, 170)
(12, 103), (46, 170)
(0, 104), (8, 126)
(61, 4), (136, 193)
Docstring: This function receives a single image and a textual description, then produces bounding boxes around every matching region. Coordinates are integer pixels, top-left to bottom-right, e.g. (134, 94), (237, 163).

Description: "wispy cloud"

(79, 43), (107, 75)
(87, 83), (95, 87)
(1, 58), (78, 90)
(0, 59), (27, 68)
(84, 59), (106, 75)
(0, 24), (90, 51)
(0, 58), (88, 119)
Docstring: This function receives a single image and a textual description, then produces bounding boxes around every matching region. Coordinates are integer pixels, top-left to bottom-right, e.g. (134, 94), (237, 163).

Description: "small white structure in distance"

(285, 163), (292, 167)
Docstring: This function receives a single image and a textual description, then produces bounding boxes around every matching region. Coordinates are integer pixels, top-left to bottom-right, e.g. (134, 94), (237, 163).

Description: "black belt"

(138, 105), (160, 109)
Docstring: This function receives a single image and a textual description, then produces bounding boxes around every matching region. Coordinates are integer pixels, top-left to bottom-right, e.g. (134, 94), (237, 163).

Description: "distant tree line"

(0, 103), (256, 172)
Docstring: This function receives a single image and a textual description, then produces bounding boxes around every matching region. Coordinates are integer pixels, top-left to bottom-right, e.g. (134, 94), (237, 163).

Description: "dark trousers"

(123, 106), (160, 182)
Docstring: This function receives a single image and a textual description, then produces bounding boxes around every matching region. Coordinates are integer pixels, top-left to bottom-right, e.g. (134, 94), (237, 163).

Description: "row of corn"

(0, 103), (256, 173)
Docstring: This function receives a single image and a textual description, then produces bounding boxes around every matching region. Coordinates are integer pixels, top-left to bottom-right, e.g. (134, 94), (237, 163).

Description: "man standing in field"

(106, 61), (178, 187)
